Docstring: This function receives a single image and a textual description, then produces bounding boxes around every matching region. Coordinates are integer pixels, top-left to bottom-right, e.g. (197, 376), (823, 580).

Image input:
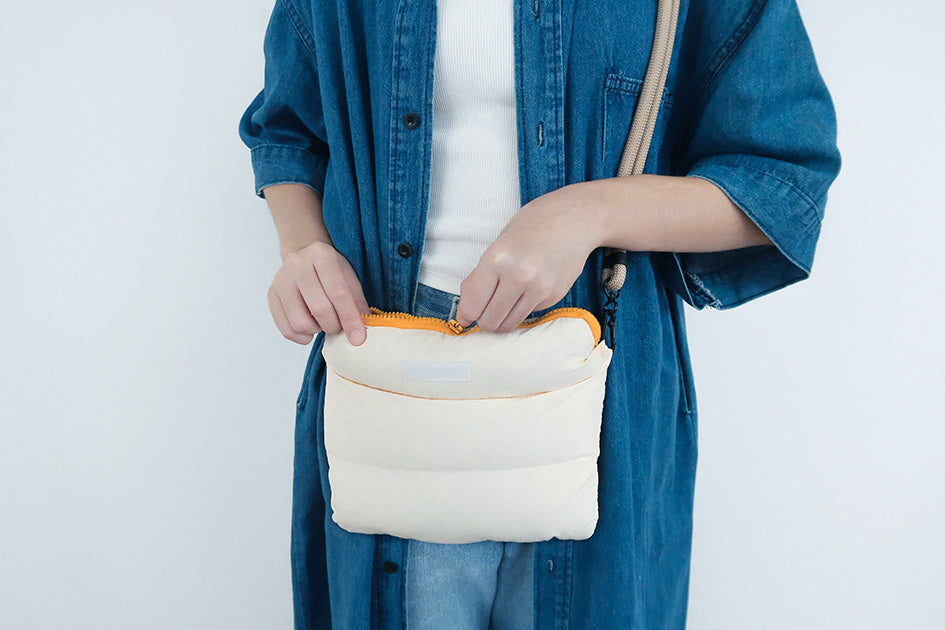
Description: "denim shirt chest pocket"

(600, 70), (674, 176)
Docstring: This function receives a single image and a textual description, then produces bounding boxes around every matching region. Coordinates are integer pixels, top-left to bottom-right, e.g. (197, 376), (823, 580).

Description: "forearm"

(564, 174), (773, 253)
(262, 183), (334, 262)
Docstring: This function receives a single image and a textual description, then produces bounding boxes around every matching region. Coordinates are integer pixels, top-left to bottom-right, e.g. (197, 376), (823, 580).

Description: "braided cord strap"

(601, 0), (680, 347)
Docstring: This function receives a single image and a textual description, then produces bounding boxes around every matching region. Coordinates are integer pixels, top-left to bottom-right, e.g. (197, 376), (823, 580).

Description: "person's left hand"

(454, 186), (601, 332)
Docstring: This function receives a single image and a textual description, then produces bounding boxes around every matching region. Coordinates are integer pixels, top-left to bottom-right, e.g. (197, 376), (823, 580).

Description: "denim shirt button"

(546, 559), (555, 573)
(382, 561), (399, 573)
(397, 242), (414, 258)
(402, 112), (421, 129)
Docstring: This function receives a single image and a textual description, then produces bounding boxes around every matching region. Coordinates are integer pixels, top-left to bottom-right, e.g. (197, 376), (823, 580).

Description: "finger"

(268, 285), (315, 345)
(456, 269), (497, 328)
(292, 259), (331, 329)
(526, 276), (563, 313)
(496, 291), (539, 333)
(315, 252), (367, 345)
(532, 293), (567, 311)
(476, 281), (524, 332)
(341, 262), (371, 315)
(275, 268), (324, 336)
(295, 269), (342, 335)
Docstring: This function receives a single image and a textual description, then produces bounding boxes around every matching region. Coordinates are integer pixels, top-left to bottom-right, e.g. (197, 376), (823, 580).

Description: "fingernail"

(349, 328), (365, 345)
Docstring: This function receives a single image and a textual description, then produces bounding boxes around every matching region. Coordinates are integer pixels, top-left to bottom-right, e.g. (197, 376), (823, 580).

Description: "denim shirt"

(238, 1), (841, 628)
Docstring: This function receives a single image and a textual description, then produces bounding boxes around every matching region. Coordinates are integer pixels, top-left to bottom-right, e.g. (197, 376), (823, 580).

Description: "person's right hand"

(267, 240), (370, 346)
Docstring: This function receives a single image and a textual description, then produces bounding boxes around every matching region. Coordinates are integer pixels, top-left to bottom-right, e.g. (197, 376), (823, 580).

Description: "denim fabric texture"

(239, 1), (841, 628)
(406, 283), (536, 630)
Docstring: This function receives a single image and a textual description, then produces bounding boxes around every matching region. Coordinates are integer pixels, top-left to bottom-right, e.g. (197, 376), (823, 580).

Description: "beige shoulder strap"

(602, 0), (680, 295)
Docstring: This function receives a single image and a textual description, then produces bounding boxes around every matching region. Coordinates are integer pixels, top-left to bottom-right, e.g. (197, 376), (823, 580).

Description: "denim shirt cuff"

(660, 155), (823, 310)
(250, 143), (329, 199)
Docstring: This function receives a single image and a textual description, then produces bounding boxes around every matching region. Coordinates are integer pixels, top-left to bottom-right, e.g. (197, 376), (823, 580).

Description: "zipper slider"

(447, 319), (464, 334)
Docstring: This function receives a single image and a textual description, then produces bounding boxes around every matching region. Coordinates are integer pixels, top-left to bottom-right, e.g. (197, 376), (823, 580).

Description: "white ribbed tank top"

(417, 0), (520, 296)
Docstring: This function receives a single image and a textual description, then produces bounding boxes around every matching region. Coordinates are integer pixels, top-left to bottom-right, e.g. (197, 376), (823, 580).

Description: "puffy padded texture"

(321, 312), (613, 543)
(323, 317), (609, 398)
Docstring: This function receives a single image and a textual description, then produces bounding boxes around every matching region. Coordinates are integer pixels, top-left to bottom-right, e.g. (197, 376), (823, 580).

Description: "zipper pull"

(447, 319), (464, 334)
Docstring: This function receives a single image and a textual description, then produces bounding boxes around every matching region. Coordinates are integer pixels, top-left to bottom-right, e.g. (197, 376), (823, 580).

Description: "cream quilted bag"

(320, 308), (612, 543)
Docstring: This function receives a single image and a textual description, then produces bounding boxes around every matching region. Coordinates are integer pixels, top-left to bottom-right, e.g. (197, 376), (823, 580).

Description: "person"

(237, 0), (841, 628)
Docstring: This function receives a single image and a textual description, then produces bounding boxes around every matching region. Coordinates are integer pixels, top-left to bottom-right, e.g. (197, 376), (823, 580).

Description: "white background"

(1, 1), (941, 628)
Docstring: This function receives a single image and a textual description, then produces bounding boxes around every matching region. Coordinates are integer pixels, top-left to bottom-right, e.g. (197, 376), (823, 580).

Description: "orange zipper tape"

(361, 306), (602, 345)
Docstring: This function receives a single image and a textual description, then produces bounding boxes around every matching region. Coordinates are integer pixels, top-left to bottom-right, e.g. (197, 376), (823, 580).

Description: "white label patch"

(401, 359), (472, 383)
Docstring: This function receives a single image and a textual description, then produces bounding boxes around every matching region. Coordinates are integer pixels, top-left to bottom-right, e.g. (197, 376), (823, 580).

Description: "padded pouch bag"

(320, 307), (613, 543)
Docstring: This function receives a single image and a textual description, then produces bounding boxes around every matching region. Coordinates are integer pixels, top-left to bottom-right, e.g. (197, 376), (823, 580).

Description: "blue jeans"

(403, 282), (536, 630)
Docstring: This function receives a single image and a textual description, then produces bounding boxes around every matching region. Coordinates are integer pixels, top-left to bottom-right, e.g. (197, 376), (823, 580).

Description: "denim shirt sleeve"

(238, 0), (330, 199)
(659, 0), (842, 310)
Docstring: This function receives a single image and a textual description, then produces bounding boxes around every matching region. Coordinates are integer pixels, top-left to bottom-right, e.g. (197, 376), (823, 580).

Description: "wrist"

(280, 236), (333, 263)
(562, 179), (640, 252)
